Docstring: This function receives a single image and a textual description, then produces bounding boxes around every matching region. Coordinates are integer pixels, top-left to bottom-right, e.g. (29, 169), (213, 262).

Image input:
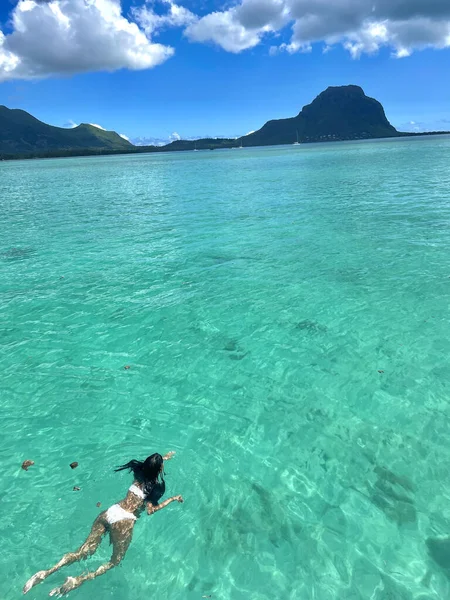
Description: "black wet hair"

(115, 453), (165, 502)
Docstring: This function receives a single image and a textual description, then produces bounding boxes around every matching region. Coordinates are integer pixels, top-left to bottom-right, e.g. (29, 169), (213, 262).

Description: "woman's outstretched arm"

(147, 495), (183, 515)
(162, 451), (176, 461)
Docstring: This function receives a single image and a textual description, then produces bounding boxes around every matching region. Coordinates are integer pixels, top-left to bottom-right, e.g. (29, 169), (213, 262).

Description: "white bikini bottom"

(106, 504), (137, 525)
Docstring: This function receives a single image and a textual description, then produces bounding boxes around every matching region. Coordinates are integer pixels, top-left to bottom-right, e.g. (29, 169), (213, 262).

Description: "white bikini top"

(129, 484), (145, 499)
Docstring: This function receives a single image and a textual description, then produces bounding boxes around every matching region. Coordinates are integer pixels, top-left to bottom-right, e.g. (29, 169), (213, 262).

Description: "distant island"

(1, 85), (449, 160)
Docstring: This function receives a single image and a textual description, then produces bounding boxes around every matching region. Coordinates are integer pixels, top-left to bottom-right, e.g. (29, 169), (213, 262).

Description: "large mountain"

(242, 85), (399, 146)
(0, 106), (132, 154)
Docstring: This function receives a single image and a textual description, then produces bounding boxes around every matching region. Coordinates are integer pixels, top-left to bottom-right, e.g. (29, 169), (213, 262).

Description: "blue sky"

(0, 0), (449, 144)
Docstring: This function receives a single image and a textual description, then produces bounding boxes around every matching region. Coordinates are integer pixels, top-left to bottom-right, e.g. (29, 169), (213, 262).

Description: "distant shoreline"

(1, 131), (449, 163)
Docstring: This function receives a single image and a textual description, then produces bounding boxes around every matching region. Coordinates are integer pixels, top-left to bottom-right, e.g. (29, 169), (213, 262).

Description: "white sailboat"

(193, 142), (198, 152)
(293, 130), (300, 145)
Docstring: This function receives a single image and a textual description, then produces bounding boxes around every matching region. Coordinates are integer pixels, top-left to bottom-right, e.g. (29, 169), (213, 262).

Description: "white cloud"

(131, 133), (183, 145)
(236, 0), (287, 30)
(186, 0), (450, 57)
(0, 0), (174, 82)
(89, 123), (106, 130)
(132, 135), (167, 146)
(185, 0), (291, 52)
(64, 119), (78, 128)
(185, 9), (265, 52)
(270, 40), (311, 54)
(133, 0), (196, 35)
(119, 133), (130, 140)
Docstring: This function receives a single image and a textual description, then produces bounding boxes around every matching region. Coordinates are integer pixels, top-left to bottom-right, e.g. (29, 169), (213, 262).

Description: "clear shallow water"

(1, 138), (450, 600)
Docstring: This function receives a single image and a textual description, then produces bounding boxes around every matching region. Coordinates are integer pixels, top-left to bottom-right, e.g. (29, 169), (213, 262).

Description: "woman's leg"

(49, 520), (134, 597)
(23, 515), (106, 594)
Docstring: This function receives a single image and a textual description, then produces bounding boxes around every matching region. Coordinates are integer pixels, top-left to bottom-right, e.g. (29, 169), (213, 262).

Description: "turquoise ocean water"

(1, 137), (450, 599)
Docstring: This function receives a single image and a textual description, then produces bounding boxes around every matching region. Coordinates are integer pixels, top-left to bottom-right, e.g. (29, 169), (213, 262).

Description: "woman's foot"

(23, 570), (47, 594)
(49, 576), (80, 597)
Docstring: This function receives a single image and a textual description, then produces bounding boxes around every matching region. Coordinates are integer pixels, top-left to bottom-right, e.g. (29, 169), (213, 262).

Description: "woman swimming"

(23, 452), (183, 597)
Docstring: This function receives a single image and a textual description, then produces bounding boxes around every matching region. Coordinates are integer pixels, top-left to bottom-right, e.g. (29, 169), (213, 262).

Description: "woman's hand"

(147, 495), (183, 515)
(163, 451), (176, 461)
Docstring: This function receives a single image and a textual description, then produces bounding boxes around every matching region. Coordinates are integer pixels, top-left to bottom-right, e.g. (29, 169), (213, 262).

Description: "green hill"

(242, 85), (399, 146)
(0, 106), (132, 154)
